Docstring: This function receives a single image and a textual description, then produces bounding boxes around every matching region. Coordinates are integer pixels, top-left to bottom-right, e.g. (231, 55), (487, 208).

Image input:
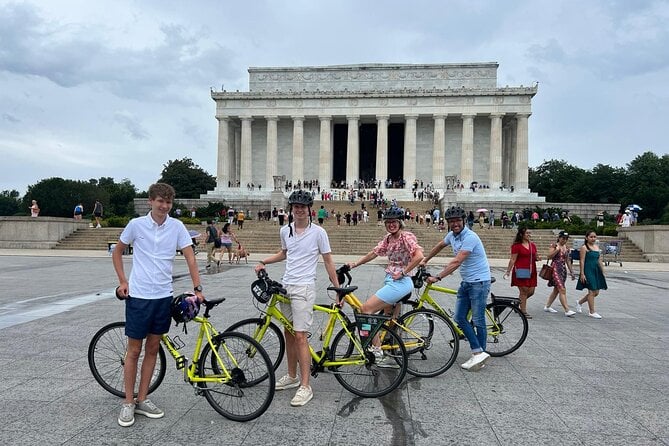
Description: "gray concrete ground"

(0, 249), (668, 445)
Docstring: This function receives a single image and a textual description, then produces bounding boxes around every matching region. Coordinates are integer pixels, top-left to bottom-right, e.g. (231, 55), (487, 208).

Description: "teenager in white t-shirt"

(255, 190), (339, 407)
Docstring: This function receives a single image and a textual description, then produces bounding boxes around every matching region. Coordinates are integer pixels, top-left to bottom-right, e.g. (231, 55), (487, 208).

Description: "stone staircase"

(54, 203), (647, 262)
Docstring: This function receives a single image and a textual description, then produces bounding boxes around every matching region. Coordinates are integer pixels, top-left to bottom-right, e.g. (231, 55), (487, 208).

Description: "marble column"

(216, 117), (230, 189)
(234, 125), (241, 186)
(318, 116), (332, 190)
(346, 115), (359, 188)
(432, 114), (446, 189)
(239, 116), (253, 188)
(514, 113), (530, 191)
(489, 113), (504, 190)
(265, 116), (278, 191)
(292, 116), (305, 186)
(460, 114), (475, 186)
(403, 114), (418, 187)
(375, 115), (389, 188)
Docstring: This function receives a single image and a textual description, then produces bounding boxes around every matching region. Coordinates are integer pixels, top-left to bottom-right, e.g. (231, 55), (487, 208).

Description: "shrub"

(106, 216), (131, 228)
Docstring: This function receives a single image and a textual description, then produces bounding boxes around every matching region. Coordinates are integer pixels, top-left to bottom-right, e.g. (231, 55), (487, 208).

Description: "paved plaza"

(0, 249), (667, 445)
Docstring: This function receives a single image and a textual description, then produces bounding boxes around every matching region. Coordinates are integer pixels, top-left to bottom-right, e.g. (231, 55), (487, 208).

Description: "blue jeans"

(454, 281), (490, 353)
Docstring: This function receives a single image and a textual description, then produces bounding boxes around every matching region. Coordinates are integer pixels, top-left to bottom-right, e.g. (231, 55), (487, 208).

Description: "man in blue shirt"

(421, 206), (491, 371)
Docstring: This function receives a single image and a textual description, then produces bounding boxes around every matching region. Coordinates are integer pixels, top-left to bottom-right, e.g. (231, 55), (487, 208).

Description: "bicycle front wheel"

(330, 325), (407, 398)
(225, 318), (284, 372)
(484, 303), (529, 357)
(397, 309), (459, 377)
(87, 321), (166, 398)
(199, 332), (275, 422)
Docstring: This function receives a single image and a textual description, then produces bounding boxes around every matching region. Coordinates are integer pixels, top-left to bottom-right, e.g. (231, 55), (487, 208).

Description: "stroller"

(601, 240), (623, 266)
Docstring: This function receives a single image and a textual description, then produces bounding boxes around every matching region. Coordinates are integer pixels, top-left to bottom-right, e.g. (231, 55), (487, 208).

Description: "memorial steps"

(54, 210), (646, 262)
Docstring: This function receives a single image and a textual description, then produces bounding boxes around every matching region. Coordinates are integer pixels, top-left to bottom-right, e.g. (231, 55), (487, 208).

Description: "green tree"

(97, 177), (137, 216)
(0, 189), (21, 216)
(582, 164), (627, 204)
(21, 177), (136, 218)
(158, 157), (216, 199)
(622, 152), (669, 223)
(529, 160), (587, 202)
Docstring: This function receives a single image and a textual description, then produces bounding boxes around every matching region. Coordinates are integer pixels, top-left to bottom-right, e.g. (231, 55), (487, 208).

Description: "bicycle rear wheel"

(484, 303), (528, 356)
(225, 318), (285, 372)
(330, 325), (407, 398)
(199, 332), (275, 422)
(396, 309), (459, 377)
(87, 321), (166, 398)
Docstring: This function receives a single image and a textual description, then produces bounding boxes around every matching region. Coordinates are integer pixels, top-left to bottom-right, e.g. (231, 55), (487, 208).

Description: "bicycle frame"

(251, 292), (369, 371)
(161, 314), (235, 385)
(414, 277), (519, 340)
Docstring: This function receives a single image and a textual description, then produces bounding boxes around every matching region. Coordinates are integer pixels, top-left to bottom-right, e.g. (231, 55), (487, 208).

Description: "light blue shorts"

(375, 274), (413, 304)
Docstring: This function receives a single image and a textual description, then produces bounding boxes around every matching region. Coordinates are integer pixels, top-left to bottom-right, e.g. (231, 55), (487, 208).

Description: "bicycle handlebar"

(336, 264), (352, 286)
(255, 269), (288, 295)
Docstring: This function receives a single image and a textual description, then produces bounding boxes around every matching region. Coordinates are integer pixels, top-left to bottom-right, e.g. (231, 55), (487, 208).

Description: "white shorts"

(281, 283), (316, 332)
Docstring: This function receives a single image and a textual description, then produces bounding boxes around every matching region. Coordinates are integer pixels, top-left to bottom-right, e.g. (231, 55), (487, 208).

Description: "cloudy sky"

(1, 0), (667, 195)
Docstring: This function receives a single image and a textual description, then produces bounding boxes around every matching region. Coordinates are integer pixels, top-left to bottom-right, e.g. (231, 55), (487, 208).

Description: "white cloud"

(0, 0), (666, 195)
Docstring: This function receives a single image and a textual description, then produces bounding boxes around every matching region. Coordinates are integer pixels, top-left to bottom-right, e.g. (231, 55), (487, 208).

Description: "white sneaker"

(544, 306), (558, 313)
(369, 346), (399, 369)
(117, 402), (135, 427)
(461, 356), (477, 370)
(275, 374), (300, 390)
(290, 385), (313, 406)
(589, 312), (602, 319)
(575, 300), (583, 313)
(564, 310), (576, 317)
(467, 352), (490, 372)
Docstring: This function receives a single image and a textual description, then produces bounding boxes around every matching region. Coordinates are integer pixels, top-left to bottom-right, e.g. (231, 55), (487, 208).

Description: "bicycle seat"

(399, 293), (413, 303)
(203, 297), (225, 309)
(327, 285), (358, 294)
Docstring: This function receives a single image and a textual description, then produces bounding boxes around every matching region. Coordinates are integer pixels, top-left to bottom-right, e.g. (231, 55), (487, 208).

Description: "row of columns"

(216, 113), (530, 191)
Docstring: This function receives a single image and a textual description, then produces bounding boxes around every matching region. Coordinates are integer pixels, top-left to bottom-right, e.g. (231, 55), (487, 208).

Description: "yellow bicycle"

(88, 297), (275, 422)
(225, 270), (408, 397)
(410, 266), (529, 356)
(228, 267), (458, 381)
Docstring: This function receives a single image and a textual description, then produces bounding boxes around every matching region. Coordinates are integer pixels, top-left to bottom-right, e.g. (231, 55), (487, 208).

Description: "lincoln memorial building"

(206, 62), (542, 203)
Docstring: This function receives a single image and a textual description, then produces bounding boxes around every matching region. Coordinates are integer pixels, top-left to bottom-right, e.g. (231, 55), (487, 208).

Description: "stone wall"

(618, 226), (669, 262)
(248, 63), (499, 92)
(0, 217), (89, 248)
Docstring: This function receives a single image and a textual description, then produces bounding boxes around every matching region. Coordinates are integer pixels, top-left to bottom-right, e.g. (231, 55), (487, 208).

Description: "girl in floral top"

(347, 207), (424, 315)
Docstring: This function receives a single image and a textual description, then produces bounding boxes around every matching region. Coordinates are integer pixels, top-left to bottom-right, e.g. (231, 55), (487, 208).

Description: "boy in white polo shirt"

(112, 183), (204, 427)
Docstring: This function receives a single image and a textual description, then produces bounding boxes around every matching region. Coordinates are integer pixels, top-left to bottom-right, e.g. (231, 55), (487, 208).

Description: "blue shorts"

(125, 296), (172, 339)
(375, 274), (413, 304)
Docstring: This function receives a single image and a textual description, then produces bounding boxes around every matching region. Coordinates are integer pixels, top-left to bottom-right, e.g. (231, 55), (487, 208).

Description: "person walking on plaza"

(237, 209), (245, 229)
(205, 220), (219, 268)
(29, 199), (40, 217)
(112, 183), (204, 427)
(543, 231), (577, 316)
(575, 230), (608, 319)
(255, 190), (339, 407)
(421, 206), (491, 371)
(503, 227), (541, 318)
(346, 206), (424, 366)
(488, 209), (495, 229)
(218, 223), (238, 264)
(94, 200), (103, 228)
(73, 202), (84, 220)
(317, 205), (327, 225)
